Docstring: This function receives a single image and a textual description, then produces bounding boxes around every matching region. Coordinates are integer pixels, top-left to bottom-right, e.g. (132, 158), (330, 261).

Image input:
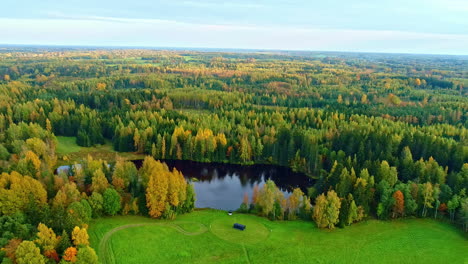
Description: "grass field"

(89, 209), (468, 264)
(56, 136), (83, 154)
(55, 136), (144, 166)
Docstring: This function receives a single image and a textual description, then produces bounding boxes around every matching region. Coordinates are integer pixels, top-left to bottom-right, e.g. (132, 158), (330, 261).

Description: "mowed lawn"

(89, 209), (468, 264)
(55, 136), (144, 166)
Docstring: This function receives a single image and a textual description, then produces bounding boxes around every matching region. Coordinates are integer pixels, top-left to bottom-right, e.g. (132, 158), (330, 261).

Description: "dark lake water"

(57, 160), (313, 211)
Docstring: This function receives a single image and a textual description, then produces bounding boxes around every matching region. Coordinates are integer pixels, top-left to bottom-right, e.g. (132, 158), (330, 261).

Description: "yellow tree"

(18, 150), (41, 178)
(325, 190), (341, 229)
(46, 118), (52, 132)
(216, 133), (227, 147)
(313, 190), (341, 229)
(313, 193), (327, 228)
(337, 94), (343, 104)
(139, 156), (164, 186)
(239, 137), (252, 162)
(71, 226), (89, 246)
(278, 192), (287, 220)
(25, 138), (56, 172)
(168, 170), (180, 207)
(414, 78), (421, 86)
(288, 188), (304, 220)
(258, 180), (277, 217)
(112, 158), (132, 191)
(96, 82), (106, 91)
(90, 169), (109, 193)
(146, 167), (169, 218)
(36, 223), (58, 251)
(0, 171), (47, 215)
(53, 182), (81, 208)
(168, 168), (186, 207)
(52, 190), (68, 208)
(63, 182), (81, 203)
(133, 128), (145, 153)
(361, 94), (368, 104)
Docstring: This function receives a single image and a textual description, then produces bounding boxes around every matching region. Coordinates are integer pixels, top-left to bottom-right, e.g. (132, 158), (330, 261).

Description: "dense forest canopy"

(0, 47), (467, 263)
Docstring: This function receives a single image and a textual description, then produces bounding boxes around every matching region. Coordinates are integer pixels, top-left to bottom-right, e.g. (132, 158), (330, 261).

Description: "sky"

(1, 0), (468, 55)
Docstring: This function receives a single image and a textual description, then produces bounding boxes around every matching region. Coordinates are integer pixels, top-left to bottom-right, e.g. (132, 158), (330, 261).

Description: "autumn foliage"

(392, 190), (405, 218)
(44, 249), (60, 263)
(63, 247), (78, 262)
(144, 157), (190, 218)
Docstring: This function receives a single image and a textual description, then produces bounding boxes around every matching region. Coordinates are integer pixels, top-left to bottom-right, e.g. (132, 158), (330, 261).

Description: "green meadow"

(55, 136), (144, 166)
(89, 209), (468, 264)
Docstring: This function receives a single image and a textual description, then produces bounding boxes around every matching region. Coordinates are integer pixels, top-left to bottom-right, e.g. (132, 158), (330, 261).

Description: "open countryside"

(1, 0), (468, 263)
(89, 210), (467, 264)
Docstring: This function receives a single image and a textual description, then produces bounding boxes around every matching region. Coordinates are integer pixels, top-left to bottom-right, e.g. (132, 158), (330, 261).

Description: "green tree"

(67, 200), (92, 226)
(421, 182), (434, 217)
(377, 161), (398, 187)
(56, 230), (72, 255)
(76, 246), (99, 264)
(103, 188), (121, 216)
(0, 214), (32, 248)
(181, 183), (196, 213)
(460, 198), (468, 232)
(88, 192), (104, 217)
(347, 195), (358, 225)
(447, 194), (460, 221)
(376, 180), (393, 219)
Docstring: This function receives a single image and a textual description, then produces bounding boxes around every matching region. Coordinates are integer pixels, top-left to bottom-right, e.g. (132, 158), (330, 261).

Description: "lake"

(57, 160), (313, 211)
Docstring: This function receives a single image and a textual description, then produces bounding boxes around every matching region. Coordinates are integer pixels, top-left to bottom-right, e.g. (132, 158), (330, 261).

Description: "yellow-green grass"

(210, 216), (270, 244)
(55, 136), (144, 166)
(89, 209), (468, 264)
(56, 136), (82, 154)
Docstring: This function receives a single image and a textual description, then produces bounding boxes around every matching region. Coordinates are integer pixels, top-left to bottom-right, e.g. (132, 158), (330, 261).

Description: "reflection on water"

(161, 160), (313, 211)
(57, 160), (314, 211)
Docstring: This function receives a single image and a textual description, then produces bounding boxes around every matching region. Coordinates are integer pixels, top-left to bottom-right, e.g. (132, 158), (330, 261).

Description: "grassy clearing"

(55, 136), (144, 166)
(210, 216), (270, 244)
(89, 209), (468, 264)
(55, 136), (82, 154)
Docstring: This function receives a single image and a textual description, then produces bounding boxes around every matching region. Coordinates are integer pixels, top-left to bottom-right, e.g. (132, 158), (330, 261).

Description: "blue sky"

(1, 0), (468, 54)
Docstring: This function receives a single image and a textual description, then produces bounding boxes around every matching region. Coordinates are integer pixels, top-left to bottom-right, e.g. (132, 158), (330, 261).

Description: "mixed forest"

(0, 47), (467, 263)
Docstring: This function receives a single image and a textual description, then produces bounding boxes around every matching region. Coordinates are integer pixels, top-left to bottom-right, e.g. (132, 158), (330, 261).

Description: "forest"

(0, 47), (467, 263)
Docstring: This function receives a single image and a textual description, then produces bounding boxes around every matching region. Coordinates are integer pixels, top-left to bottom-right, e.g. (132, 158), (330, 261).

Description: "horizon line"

(1, 43), (468, 57)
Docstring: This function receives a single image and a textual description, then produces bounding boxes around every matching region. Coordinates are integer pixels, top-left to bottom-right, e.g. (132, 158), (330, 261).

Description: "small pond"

(57, 160), (314, 211)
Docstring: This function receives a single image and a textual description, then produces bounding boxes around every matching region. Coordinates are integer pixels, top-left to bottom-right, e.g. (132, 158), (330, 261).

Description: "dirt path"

(98, 222), (208, 264)
(242, 243), (252, 264)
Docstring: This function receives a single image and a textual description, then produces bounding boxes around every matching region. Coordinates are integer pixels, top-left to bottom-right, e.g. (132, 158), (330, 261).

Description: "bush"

(237, 203), (249, 213)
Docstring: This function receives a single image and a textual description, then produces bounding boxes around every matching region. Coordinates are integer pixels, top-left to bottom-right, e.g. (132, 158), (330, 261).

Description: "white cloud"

(45, 12), (180, 24)
(1, 17), (467, 55)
